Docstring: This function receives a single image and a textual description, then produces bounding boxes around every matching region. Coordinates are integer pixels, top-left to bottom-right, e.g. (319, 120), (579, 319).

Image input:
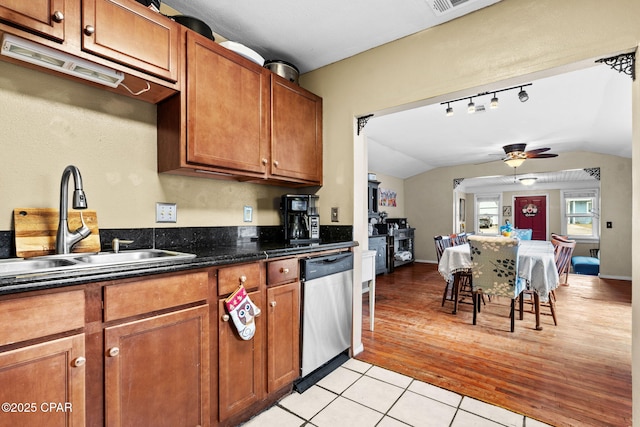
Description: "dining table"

(438, 239), (559, 330)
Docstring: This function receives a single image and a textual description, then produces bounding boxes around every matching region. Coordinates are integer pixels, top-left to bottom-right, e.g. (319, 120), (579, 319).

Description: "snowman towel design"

(224, 285), (261, 340)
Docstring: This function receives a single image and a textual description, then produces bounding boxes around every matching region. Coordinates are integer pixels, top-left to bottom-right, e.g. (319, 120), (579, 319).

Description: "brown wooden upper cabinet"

(158, 31), (323, 187)
(0, 0), (70, 43)
(270, 75), (323, 184)
(185, 31), (270, 175)
(0, 0), (180, 102)
(81, 0), (179, 83)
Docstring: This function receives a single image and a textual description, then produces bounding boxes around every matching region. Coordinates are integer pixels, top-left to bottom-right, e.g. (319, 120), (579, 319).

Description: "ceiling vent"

(426, 0), (476, 16)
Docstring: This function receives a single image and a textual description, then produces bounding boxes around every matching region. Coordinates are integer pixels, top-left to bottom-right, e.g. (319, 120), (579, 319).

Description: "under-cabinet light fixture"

(1, 34), (124, 88)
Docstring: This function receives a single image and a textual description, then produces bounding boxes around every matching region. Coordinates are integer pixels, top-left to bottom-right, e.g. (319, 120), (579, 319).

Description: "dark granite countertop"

(0, 240), (358, 296)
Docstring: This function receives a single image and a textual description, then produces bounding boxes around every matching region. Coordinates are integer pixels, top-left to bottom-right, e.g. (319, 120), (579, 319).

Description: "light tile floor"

(241, 358), (553, 427)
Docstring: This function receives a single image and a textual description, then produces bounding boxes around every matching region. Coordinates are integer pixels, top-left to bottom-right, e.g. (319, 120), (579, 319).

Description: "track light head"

(445, 103), (453, 116)
(467, 98), (475, 114)
(490, 94), (499, 109)
(518, 87), (529, 102)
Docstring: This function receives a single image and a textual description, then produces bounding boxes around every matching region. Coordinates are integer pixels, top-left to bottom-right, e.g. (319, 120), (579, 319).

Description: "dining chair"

(435, 235), (455, 305)
(551, 235), (576, 286)
(468, 235), (521, 332)
(453, 232), (467, 245)
(512, 228), (533, 240)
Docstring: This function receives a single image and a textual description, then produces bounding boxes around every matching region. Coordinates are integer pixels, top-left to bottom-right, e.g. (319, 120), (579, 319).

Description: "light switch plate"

(156, 202), (177, 223)
(331, 207), (339, 222)
(244, 206), (253, 222)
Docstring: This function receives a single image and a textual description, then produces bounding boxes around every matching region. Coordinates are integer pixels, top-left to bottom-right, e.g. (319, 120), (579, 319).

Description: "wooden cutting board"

(14, 208), (101, 258)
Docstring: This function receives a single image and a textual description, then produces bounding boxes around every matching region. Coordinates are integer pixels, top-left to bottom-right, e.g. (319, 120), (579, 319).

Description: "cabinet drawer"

(104, 271), (208, 322)
(267, 258), (299, 286)
(0, 290), (85, 346)
(218, 262), (262, 296)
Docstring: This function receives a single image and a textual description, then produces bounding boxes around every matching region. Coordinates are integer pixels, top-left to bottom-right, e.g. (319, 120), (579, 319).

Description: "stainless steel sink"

(73, 249), (196, 265)
(0, 249), (196, 279)
(0, 258), (78, 276)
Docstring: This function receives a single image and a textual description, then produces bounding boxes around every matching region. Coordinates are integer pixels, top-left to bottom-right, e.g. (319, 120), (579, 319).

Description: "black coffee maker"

(281, 195), (320, 244)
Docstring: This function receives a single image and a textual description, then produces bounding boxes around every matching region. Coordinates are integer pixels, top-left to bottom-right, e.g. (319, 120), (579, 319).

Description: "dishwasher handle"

(301, 252), (353, 281)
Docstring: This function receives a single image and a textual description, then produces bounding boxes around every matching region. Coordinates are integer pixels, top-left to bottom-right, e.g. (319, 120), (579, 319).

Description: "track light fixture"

(518, 86), (529, 102)
(440, 83), (532, 116)
(490, 93), (499, 109)
(445, 102), (453, 116)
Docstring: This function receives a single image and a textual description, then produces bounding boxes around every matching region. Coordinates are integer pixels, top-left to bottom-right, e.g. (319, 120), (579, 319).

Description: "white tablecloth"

(438, 240), (559, 302)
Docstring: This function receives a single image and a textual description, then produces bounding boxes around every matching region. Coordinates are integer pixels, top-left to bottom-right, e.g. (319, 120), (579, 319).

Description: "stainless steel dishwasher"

(299, 252), (353, 378)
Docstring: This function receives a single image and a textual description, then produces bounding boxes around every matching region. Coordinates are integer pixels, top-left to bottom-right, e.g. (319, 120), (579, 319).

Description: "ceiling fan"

(502, 143), (558, 167)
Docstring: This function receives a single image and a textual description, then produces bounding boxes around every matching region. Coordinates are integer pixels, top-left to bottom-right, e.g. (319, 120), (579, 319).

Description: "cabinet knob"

(52, 11), (64, 23)
(280, 267), (289, 274)
(72, 356), (86, 367)
(84, 25), (95, 36)
(108, 347), (120, 357)
(262, 158), (268, 165)
(273, 160), (279, 167)
(239, 275), (246, 284)
(270, 301), (277, 307)
(222, 314), (230, 322)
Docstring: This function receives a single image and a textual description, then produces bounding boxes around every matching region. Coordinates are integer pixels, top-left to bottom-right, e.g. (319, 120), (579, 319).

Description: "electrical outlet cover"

(156, 202), (177, 223)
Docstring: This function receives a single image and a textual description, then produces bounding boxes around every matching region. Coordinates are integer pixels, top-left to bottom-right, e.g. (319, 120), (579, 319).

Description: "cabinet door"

(369, 237), (387, 275)
(186, 33), (270, 175)
(218, 289), (265, 421)
(267, 281), (300, 392)
(0, 0), (69, 42)
(81, 0), (179, 82)
(104, 305), (210, 427)
(270, 75), (323, 184)
(0, 334), (85, 427)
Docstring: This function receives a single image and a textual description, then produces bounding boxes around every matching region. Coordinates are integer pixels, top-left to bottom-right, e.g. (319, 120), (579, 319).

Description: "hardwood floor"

(357, 262), (631, 427)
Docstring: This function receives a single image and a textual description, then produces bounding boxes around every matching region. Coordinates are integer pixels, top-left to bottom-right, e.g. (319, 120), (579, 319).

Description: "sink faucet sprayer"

(56, 165), (91, 254)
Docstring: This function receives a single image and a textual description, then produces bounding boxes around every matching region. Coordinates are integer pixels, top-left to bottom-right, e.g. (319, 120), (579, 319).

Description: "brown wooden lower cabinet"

(218, 289), (265, 422)
(0, 334), (86, 427)
(104, 305), (210, 427)
(267, 281), (300, 392)
(0, 252), (337, 426)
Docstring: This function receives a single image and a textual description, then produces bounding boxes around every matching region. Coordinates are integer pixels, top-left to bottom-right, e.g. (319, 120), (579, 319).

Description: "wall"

(467, 188), (599, 258)
(0, 60), (295, 231)
(406, 152), (631, 277)
(368, 171), (405, 219)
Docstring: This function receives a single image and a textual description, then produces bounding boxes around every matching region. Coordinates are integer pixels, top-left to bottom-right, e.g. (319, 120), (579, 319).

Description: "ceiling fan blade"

(525, 147), (551, 155)
(528, 153), (558, 159)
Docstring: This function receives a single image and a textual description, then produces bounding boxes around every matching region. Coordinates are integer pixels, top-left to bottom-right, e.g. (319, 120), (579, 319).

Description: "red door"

(514, 196), (547, 240)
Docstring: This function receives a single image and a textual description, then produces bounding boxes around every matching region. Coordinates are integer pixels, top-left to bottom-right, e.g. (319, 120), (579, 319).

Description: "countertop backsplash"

(0, 225), (353, 259)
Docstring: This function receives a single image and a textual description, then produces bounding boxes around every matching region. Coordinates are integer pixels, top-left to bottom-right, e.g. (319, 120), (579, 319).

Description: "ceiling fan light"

(519, 177), (537, 185)
(504, 158), (526, 168)
(518, 88), (529, 102)
(490, 95), (499, 109)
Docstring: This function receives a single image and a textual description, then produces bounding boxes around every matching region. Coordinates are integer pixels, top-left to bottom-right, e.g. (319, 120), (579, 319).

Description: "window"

(475, 194), (501, 235)
(561, 189), (599, 239)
